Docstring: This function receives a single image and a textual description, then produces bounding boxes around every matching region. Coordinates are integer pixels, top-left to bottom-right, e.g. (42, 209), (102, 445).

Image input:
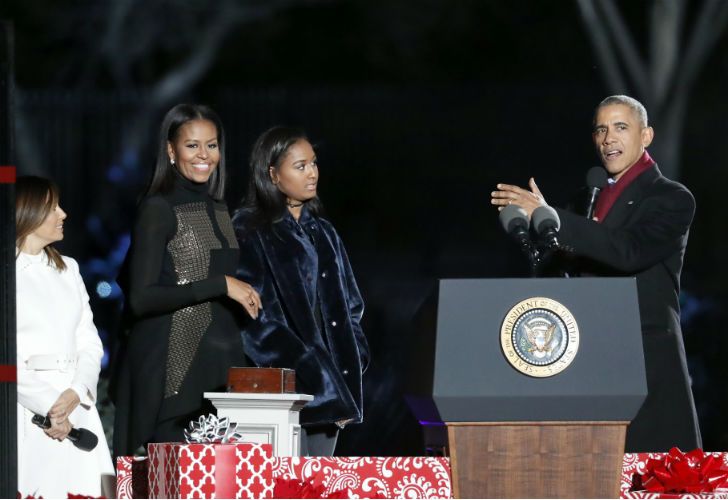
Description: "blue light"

(111, 233), (131, 265)
(122, 149), (138, 169)
(101, 347), (109, 370)
(96, 280), (113, 298)
(86, 215), (102, 234)
(107, 165), (125, 183)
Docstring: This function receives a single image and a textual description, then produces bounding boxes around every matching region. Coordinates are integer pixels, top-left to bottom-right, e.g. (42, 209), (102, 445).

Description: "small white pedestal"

(204, 392), (313, 456)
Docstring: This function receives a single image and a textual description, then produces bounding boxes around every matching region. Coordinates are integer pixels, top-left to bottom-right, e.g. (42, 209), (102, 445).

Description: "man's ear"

(641, 126), (654, 148)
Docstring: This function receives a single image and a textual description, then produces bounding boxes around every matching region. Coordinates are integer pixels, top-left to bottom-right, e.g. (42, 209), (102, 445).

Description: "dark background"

(3, 0), (728, 455)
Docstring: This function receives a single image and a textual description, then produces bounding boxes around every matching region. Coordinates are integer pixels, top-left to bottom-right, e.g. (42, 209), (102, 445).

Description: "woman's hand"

(48, 388), (80, 421)
(44, 416), (72, 441)
(225, 276), (262, 319)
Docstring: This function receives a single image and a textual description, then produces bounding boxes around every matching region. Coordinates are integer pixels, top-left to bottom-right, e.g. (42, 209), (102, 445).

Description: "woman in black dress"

(233, 126), (369, 456)
(113, 104), (261, 455)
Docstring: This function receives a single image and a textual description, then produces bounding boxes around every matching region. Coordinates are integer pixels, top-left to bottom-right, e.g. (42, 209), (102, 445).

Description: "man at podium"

(491, 95), (701, 453)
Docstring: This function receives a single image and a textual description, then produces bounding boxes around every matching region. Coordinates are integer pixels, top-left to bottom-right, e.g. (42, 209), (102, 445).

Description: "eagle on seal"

(525, 323), (556, 353)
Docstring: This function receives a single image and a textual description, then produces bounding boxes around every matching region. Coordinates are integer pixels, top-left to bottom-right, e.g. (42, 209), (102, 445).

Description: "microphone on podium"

(32, 413), (99, 452)
(532, 206), (561, 250)
(499, 204), (531, 251)
(499, 204), (540, 275)
(586, 166), (608, 219)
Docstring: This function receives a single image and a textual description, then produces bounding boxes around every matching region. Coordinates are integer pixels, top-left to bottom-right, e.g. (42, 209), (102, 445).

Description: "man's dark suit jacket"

(554, 164), (701, 452)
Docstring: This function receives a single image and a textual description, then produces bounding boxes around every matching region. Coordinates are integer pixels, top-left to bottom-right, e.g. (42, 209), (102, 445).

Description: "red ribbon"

(632, 447), (728, 494)
(213, 445), (237, 499)
(0, 166), (16, 184)
(0, 364), (16, 382)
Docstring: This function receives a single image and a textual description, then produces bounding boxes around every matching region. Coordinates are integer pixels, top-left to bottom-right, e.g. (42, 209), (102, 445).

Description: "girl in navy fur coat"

(233, 127), (369, 456)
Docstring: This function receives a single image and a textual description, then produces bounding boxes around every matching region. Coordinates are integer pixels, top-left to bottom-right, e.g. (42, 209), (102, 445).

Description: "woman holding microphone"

(16, 175), (114, 498)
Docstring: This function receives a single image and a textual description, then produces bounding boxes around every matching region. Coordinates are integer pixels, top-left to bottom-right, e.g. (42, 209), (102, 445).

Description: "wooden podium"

(407, 278), (647, 498)
(448, 422), (626, 498)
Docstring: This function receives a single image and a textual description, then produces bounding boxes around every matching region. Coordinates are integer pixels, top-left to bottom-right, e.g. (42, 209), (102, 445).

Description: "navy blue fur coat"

(232, 206), (369, 426)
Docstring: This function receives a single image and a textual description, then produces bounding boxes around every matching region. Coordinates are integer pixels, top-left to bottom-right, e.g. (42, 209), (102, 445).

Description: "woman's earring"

(171, 158), (175, 165)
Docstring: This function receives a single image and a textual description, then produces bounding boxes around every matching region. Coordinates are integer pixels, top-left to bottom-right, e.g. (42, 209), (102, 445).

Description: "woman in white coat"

(15, 176), (114, 498)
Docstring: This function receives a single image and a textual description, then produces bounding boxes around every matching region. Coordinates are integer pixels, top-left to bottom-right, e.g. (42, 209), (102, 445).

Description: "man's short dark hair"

(595, 95), (649, 128)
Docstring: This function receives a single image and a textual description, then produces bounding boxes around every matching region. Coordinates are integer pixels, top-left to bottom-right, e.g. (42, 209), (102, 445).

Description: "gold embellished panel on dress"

(165, 202), (221, 397)
(215, 208), (239, 249)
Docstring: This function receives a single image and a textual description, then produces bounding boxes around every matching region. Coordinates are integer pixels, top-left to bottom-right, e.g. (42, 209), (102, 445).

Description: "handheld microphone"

(499, 204), (532, 251)
(586, 166), (608, 219)
(32, 413), (99, 452)
(532, 206), (561, 250)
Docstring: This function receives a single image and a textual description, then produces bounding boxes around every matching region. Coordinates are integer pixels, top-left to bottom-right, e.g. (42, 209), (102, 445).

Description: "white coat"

(16, 251), (114, 499)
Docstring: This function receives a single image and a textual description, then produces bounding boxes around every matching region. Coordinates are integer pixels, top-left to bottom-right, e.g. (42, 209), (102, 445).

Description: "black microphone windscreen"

(532, 206), (560, 234)
(69, 427), (99, 452)
(586, 166), (608, 189)
(499, 204), (529, 234)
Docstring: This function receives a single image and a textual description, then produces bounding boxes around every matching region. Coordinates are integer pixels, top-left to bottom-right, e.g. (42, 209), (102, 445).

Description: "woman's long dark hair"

(145, 103), (227, 200)
(15, 175), (66, 271)
(243, 126), (323, 225)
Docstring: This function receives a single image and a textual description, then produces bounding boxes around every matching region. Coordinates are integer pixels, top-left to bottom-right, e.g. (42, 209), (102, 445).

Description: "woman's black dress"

(113, 173), (246, 456)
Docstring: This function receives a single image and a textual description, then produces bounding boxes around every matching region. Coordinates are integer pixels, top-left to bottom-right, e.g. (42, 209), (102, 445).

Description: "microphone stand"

(520, 242), (541, 277)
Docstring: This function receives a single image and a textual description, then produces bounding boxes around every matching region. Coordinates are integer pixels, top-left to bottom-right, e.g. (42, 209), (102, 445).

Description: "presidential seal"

(500, 297), (579, 377)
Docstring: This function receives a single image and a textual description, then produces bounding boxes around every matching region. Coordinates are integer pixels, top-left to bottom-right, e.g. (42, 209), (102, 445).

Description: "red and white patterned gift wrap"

(147, 442), (274, 499)
(621, 452), (728, 499)
(116, 456), (149, 499)
(271, 456), (452, 499)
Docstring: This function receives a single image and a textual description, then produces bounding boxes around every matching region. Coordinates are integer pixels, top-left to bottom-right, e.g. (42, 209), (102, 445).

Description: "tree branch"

(99, 0), (138, 86)
(649, 0), (685, 107)
(674, 0), (728, 100)
(146, 1), (296, 107)
(575, 0), (628, 92)
(595, 0), (649, 98)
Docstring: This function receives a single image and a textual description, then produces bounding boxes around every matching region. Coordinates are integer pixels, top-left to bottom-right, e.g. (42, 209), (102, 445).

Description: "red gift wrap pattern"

(148, 442), (274, 499)
(271, 456), (452, 499)
(622, 451), (728, 499)
(116, 456), (149, 499)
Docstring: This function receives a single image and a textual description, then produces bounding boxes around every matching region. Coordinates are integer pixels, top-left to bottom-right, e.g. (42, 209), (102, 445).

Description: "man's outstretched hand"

(491, 177), (547, 217)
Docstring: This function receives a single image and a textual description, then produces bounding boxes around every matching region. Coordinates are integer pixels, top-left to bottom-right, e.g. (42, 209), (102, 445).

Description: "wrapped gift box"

(271, 456), (452, 499)
(622, 452), (728, 499)
(148, 442), (274, 499)
(116, 456), (149, 499)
